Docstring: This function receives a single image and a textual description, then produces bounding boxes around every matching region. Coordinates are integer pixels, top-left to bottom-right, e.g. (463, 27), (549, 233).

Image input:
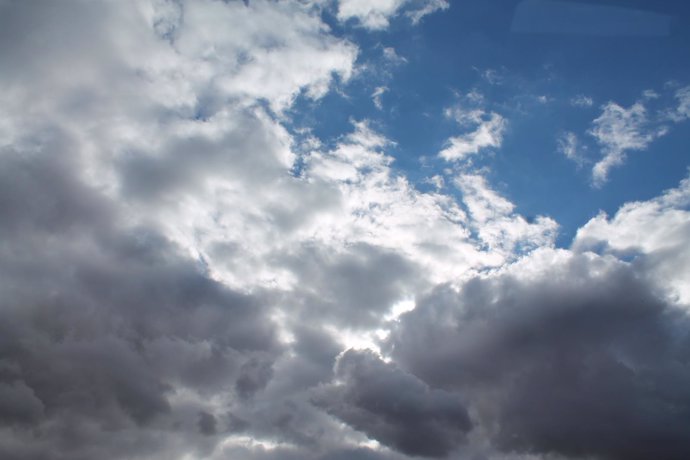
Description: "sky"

(0, 1), (690, 459)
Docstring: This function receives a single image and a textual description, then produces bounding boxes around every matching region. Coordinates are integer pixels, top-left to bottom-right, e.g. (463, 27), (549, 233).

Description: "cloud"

(558, 131), (587, 167)
(2, 1), (690, 459)
(572, 88), (690, 187)
(175, 0), (357, 112)
(454, 173), (558, 256)
(574, 173), (690, 305)
(439, 111), (507, 161)
(382, 47), (407, 65)
(313, 349), (472, 458)
(405, 0), (449, 25)
(371, 86), (388, 110)
(387, 246), (690, 460)
(562, 88), (690, 187)
(667, 85), (690, 122)
(297, 120), (513, 286)
(0, 1), (359, 458)
(0, 1), (554, 456)
(571, 94), (594, 107)
(0, 140), (280, 460)
(337, 0), (405, 30)
(588, 101), (667, 186)
(336, 0), (448, 30)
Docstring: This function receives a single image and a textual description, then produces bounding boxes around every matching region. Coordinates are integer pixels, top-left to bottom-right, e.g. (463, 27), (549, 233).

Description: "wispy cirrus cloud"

(574, 173), (690, 304)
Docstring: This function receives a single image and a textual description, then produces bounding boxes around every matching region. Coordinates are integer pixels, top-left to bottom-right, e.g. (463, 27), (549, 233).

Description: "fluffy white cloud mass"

(1, 2), (689, 460)
(574, 175), (690, 305)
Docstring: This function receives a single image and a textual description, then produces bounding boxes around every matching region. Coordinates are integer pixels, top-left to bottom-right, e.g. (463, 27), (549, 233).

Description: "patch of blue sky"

(286, 0), (690, 247)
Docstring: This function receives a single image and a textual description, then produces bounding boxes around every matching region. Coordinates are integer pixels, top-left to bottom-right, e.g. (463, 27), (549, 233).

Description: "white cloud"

(588, 101), (667, 187)
(455, 174), (558, 256)
(668, 85), (690, 122)
(569, 88), (690, 187)
(337, 0), (448, 30)
(371, 86), (388, 110)
(406, 0), (449, 25)
(574, 173), (690, 305)
(425, 174), (445, 190)
(382, 46), (407, 65)
(439, 111), (506, 161)
(480, 68), (505, 86)
(300, 121), (499, 283)
(337, 0), (406, 29)
(557, 131), (586, 167)
(176, 0), (357, 113)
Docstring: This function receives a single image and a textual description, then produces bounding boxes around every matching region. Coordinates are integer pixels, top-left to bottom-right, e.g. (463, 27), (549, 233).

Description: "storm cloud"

(387, 250), (690, 459)
(314, 349), (472, 457)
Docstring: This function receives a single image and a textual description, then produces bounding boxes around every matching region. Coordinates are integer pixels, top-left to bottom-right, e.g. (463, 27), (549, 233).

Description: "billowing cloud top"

(1, 1), (689, 460)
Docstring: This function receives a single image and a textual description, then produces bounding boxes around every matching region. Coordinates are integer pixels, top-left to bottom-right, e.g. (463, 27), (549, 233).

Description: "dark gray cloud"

(198, 411), (218, 436)
(387, 253), (690, 460)
(278, 243), (421, 329)
(314, 349), (472, 458)
(0, 136), (281, 459)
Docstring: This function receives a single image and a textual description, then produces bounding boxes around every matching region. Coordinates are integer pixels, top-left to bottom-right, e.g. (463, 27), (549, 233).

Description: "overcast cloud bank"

(1, 1), (689, 460)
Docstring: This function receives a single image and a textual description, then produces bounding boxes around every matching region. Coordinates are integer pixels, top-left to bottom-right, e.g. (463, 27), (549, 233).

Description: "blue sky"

(1, 1), (690, 459)
(290, 0), (690, 245)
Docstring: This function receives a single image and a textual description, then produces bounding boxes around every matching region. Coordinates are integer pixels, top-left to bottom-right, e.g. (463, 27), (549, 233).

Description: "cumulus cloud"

(387, 247), (690, 460)
(574, 174), (690, 305)
(314, 349), (472, 458)
(0, 1), (545, 457)
(0, 141), (280, 460)
(0, 1), (359, 458)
